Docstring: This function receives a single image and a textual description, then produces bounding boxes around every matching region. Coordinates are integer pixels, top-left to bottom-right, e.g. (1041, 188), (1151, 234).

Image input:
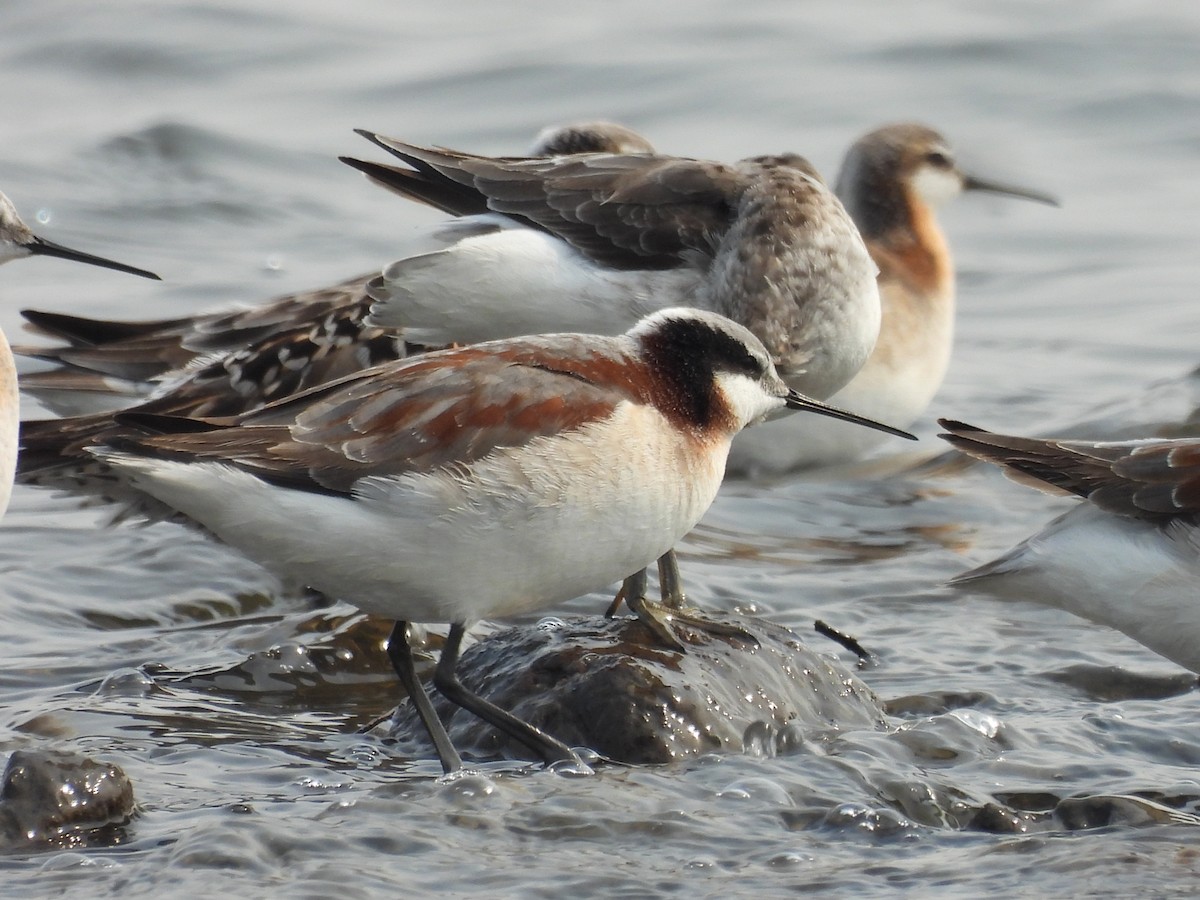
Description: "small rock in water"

(1043, 664), (1200, 702)
(388, 613), (886, 764)
(1055, 794), (1200, 830)
(0, 749), (135, 850)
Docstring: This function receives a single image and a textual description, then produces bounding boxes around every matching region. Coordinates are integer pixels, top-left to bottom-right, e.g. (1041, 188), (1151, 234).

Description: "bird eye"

(925, 150), (953, 169)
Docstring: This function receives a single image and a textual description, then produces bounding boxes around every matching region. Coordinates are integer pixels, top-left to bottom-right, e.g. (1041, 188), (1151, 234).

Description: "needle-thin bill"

(784, 390), (917, 441)
(28, 235), (160, 280)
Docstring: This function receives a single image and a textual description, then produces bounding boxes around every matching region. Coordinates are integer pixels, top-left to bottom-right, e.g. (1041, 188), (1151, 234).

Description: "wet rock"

(968, 801), (1037, 834)
(1042, 664), (1199, 702)
(1054, 794), (1200, 830)
(0, 749), (135, 850)
(387, 613), (886, 765)
(883, 690), (997, 717)
(960, 791), (1200, 834)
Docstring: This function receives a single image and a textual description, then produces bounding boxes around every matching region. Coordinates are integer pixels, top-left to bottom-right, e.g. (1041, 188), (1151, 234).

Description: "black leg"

(657, 550), (686, 609)
(603, 578), (628, 618)
(607, 551), (685, 618)
(433, 623), (581, 767)
(386, 621), (462, 775)
(623, 567), (687, 651)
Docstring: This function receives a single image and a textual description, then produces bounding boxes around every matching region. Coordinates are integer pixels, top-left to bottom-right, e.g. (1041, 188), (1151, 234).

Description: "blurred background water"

(3, 0), (1200, 895)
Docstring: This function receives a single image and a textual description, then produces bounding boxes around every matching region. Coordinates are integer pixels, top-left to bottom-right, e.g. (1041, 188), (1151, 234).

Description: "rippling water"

(3, 0), (1200, 894)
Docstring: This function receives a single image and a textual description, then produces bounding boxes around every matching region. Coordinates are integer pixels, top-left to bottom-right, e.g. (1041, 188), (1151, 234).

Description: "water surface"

(3, 1), (1200, 895)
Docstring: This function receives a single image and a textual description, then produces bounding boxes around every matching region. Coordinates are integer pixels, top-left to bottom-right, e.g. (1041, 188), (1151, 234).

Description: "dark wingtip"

(338, 156), (376, 176)
(113, 410), (219, 436)
(18, 306), (189, 347)
(936, 418), (986, 440)
(353, 129), (391, 152)
(349, 130), (426, 166)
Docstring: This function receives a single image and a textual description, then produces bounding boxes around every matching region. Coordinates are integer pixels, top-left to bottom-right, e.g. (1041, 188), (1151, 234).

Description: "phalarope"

(344, 129), (880, 403)
(940, 418), (1200, 674)
(730, 124), (1058, 474)
(0, 189), (158, 518)
(94, 308), (911, 772)
(16, 121), (657, 409)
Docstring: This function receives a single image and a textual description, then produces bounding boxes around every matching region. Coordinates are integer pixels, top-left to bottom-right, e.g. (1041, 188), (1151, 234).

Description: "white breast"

(0, 329), (18, 518)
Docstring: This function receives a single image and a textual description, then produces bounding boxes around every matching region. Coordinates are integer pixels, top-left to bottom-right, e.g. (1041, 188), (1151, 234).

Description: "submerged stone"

(0, 749), (135, 850)
(387, 613), (886, 765)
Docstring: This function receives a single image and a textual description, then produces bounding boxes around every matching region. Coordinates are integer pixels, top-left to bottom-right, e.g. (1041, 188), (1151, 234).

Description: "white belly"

(954, 504), (1200, 674)
(0, 330), (18, 518)
(101, 403), (729, 624)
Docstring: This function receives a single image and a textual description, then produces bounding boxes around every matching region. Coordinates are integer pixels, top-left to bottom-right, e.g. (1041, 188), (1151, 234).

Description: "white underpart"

(97, 402), (732, 624)
(0, 243), (32, 265)
(0, 192), (36, 265)
(0, 328), (17, 517)
(367, 215), (694, 345)
(909, 162), (964, 208)
(954, 503), (1200, 674)
(0, 188), (33, 516)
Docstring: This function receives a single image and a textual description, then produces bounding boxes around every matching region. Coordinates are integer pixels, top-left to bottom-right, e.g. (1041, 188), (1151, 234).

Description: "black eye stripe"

(690, 322), (763, 376)
(638, 314), (770, 428)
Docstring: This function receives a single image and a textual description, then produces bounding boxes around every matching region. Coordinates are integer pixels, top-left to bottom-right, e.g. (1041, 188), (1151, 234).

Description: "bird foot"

(627, 592), (759, 652)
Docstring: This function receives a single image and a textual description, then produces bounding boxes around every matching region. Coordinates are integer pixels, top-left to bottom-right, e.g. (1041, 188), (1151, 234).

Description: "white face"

(0, 192), (34, 263)
(909, 161), (963, 208)
(713, 369), (787, 430)
(0, 244), (29, 265)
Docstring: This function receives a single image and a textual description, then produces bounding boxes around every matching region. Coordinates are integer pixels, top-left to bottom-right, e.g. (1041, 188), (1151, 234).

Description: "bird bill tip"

(784, 391), (917, 441)
(961, 174), (1060, 207)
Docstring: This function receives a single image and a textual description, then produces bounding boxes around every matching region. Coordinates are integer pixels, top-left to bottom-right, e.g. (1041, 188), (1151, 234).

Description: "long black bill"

(784, 389), (917, 441)
(27, 235), (161, 281)
(961, 174), (1059, 207)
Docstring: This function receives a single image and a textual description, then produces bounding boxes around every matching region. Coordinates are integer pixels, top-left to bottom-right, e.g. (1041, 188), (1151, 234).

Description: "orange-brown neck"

(868, 189), (954, 303)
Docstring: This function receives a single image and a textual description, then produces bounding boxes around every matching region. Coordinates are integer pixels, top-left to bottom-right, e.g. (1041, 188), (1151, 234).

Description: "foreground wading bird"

(0, 189), (158, 518)
(940, 418), (1200, 674)
(93, 309), (913, 773)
